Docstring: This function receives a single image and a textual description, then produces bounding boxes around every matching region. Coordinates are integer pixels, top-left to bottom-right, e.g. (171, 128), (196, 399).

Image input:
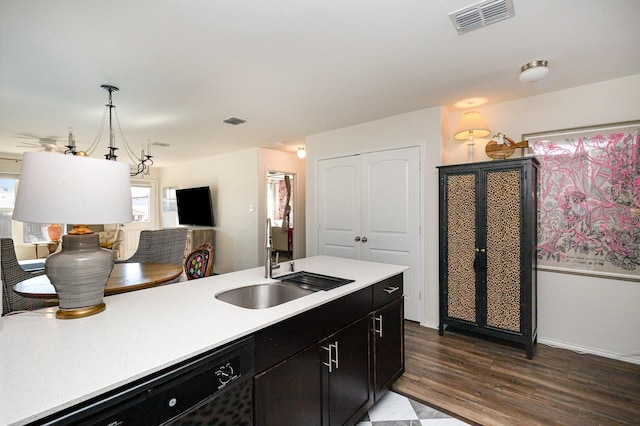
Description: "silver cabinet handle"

(374, 314), (383, 337)
(321, 342), (339, 372)
(321, 344), (332, 372)
(383, 286), (400, 294)
(354, 236), (361, 242)
(361, 236), (367, 243)
(333, 341), (339, 370)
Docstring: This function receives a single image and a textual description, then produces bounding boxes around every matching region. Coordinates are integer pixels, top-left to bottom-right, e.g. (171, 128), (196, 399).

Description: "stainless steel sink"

(276, 271), (354, 291)
(215, 283), (315, 309)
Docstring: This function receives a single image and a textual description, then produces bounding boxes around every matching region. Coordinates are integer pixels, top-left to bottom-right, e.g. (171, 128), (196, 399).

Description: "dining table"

(13, 262), (184, 299)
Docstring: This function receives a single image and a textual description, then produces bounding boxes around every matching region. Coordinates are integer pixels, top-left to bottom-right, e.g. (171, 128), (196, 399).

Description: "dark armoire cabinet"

(437, 157), (538, 359)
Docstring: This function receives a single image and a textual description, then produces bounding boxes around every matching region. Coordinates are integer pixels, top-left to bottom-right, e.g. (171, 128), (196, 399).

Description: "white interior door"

(317, 147), (423, 322)
(318, 155), (361, 259)
(360, 147), (422, 322)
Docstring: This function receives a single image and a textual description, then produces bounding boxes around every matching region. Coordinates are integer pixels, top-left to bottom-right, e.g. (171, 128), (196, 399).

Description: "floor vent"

(223, 116), (247, 125)
(449, 0), (515, 35)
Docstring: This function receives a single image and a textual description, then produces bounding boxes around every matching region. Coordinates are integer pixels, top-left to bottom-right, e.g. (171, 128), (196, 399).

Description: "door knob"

(361, 237), (367, 243)
(355, 236), (361, 242)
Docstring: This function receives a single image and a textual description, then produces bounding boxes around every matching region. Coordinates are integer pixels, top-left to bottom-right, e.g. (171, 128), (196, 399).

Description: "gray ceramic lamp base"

(45, 233), (115, 319)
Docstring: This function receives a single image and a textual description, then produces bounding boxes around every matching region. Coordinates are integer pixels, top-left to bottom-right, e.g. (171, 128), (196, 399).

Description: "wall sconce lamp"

(519, 60), (549, 83)
(13, 152), (133, 319)
(454, 111), (490, 162)
(297, 147), (306, 159)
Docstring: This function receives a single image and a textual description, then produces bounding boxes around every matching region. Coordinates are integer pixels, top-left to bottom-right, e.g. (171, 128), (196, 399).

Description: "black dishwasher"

(36, 336), (255, 426)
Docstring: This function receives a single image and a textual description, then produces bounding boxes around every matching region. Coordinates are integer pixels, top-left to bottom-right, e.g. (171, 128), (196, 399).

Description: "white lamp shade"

(297, 147), (306, 159)
(454, 111), (491, 140)
(13, 152), (133, 225)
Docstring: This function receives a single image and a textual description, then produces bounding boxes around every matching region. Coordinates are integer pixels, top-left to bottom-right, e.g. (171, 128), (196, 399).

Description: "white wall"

(158, 147), (306, 274)
(306, 74), (640, 363)
(159, 148), (260, 273)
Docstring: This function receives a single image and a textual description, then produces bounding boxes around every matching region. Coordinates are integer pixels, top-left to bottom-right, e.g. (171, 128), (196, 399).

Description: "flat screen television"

(176, 186), (215, 227)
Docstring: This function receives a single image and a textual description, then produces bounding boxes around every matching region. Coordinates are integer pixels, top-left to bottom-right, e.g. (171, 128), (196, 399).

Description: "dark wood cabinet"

(254, 274), (404, 425)
(370, 273), (404, 401)
(254, 317), (371, 426)
(438, 157), (538, 359)
(254, 343), (322, 426)
(323, 317), (371, 426)
(372, 297), (404, 401)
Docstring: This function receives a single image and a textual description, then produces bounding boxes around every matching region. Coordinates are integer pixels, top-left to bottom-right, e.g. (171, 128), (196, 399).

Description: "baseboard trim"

(416, 321), (640, 365)
(537, 337), (640, 365)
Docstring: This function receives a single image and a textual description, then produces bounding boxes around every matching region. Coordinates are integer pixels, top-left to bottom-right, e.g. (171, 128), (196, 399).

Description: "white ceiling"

(1, 0), (639, 167)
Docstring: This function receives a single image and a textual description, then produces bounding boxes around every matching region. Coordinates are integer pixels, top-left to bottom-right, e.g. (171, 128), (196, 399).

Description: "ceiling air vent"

(150, 141), (171, 148)
(223, 116), (247, 125)
(449, 0), (515, 35)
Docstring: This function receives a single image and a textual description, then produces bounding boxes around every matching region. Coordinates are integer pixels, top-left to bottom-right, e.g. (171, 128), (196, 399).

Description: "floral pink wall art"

(527, 121), (640, 281)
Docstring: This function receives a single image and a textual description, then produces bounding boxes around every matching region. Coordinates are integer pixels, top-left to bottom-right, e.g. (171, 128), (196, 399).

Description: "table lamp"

(454, 111), (491, 162)
(13, 152), (133, 319)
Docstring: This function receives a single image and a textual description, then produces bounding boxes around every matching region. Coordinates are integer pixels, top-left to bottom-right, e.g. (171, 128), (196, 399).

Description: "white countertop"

(0, 256), (407, 425)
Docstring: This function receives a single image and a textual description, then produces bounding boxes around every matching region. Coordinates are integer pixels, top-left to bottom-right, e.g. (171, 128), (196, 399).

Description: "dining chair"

(1, 238), (53, 315)
(117, 228), (188, 266)
(184, 242), (214, 280)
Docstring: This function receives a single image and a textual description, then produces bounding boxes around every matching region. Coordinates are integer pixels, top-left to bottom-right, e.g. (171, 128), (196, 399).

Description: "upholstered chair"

(117, 228), (188, 265)
(1, 238), (52, 315)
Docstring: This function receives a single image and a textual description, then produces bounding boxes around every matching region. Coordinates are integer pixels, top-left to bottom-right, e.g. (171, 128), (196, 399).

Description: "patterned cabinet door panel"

(485, 169), (522, 332)
(445, 172), (477, 323)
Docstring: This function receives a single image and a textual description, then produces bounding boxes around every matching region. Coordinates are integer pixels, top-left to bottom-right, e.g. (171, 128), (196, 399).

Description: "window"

(131, 185), (151, 222)
(162, 187), (177, 213)
(0, 175), (53, 243)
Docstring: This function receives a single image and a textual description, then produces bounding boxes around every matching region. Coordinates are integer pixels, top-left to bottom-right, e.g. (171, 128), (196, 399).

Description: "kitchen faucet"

(265, 218), (280, 278)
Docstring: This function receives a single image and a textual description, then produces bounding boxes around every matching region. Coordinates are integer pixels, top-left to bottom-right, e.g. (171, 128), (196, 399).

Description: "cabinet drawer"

(254, 286), (372, 373)
(372, 274), (403, 309)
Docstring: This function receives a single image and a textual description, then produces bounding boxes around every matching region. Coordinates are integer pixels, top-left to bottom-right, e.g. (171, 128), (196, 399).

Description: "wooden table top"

(13, 262), (184, 299)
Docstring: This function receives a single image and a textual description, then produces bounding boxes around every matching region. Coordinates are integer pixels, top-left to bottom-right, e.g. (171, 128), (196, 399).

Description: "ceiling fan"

(16, 134), (67, 153)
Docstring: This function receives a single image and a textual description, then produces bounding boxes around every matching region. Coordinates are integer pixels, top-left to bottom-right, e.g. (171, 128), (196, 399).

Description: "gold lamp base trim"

(56, 303), (106, 319)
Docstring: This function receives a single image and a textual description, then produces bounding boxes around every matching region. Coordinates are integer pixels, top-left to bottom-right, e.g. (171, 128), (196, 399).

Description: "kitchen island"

(0, 256), (407, 425)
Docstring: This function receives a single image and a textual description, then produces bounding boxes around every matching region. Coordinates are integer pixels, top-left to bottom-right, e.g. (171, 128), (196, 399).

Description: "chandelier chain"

(113, 108), (142, 164)
(85, 107), (108, 157)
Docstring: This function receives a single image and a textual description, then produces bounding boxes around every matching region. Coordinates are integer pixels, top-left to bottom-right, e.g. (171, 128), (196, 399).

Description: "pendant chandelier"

(66, 84), (153, 176)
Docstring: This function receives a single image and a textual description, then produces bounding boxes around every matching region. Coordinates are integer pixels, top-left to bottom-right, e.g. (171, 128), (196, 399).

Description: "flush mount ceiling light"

(454, 97), (488, 109)
(519, 60), (549, 83)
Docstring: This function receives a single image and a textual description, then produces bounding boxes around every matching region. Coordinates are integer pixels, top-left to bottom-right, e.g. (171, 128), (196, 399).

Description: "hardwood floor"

(393, 321), (640, 426)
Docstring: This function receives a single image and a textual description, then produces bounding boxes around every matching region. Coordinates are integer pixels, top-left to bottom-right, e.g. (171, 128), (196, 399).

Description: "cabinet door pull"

(383, 286), (400, 294)
(354, 236), (361, 242)
(321, 344), (333, 372)
(321, 342), (339, 372)
(361, 236), (368, 243)
(374, 314), (383, 337)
